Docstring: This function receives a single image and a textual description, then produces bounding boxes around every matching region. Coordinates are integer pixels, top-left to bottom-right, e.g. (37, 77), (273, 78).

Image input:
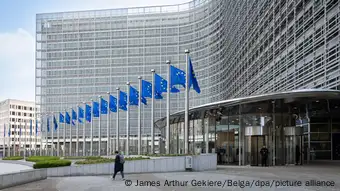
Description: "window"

(18, 106), (21, 109)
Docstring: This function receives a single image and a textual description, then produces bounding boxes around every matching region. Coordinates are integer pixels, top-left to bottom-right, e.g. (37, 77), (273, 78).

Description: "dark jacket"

(114, 155), (124, 171)
(260, 148), (269, 158)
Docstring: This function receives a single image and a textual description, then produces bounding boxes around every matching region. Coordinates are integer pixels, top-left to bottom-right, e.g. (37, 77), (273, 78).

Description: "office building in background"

(35, 0), (340, 156)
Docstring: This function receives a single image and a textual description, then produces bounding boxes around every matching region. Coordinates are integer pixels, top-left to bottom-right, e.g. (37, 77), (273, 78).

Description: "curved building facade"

(35, 0), (340, 155)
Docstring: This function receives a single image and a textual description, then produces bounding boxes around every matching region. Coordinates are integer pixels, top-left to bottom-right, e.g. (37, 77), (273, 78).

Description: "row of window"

(10, 105), (35, 111)
(10, 111), (34, 117)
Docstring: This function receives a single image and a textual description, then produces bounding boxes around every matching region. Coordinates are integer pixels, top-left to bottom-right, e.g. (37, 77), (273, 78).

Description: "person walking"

(112, 151), (125, 180)
(260, 145), (269, 167)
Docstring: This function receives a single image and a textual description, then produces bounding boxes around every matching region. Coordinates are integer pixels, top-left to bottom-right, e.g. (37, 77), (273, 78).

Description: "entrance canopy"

(155, 89), (340, 128)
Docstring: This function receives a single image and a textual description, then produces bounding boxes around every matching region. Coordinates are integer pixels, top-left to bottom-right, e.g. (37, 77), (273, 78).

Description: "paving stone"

(2, 165), (340, 191)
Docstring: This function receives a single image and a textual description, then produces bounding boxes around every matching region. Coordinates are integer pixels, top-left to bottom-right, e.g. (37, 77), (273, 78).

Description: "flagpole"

(29, 120), (32, 156)
(13, 123), (16, 156)
(19, 124), (21, 156)
(69, 108), (73, 157)
(45, 115), (48, 156)
(116, 88), (120, 152)
(40, 117), (43, 156)
(63, 110), (66, 157)
(106, 92), (110, 156)
(166, 60), (171, 154)
(98, 95), (102, 156)
(57, 113), (60, 157)
(126, 82), (130, 156)
(8, 122), (11, 157)
(24, 120), (27, 157)
(83, 102), (86, 156)
(76, 105), (79, 157)
(137, 76), (142, 155)
(51, 115), (54, 156)
(151, 69), (155, 154)
(90, 99), (93, 156)
(35, 119), (37, 156)
(3, 124), (6, 158)
(184, 49), (190, 154)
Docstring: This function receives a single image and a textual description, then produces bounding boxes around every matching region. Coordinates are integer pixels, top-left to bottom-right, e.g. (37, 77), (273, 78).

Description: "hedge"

(144, 154), (192, 157)
(33, 160), (71, 169)
(63, 156), (88, 160)
(26, 156), (60, 162)
(74, 156), (150, 165)
(2, 156), (24, 160)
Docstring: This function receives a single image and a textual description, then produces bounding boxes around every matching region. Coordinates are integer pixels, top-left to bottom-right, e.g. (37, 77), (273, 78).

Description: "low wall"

(0, 169), (47, 190)
(192, 154), (217, 171)
(47, 154), (217, 177)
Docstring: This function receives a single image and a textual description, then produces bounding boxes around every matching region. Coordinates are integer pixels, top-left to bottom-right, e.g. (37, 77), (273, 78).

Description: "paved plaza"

(2, 164), (340, 191)
(0, 163), (32, 175)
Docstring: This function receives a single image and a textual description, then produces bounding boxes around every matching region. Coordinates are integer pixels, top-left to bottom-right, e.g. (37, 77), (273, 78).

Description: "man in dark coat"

(112, 151), (125, 180)
(295, 145), (300, 165)
(260, 145), (269, 167)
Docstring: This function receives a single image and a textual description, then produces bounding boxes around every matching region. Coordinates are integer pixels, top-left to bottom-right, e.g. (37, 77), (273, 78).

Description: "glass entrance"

(285, 135), (303, 165)
(249, 136), (266, 166)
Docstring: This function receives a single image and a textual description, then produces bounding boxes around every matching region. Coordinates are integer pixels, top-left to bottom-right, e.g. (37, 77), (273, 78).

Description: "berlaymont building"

(36, 0), (340, 165)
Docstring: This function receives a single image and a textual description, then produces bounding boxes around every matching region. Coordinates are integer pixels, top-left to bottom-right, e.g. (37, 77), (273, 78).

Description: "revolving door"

(245, 126), (269, 166)
(284, 126), (303, 165)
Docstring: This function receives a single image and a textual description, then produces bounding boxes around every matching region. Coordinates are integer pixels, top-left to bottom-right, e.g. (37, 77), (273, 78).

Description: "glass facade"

(36, 0), (340, 154)
(164, 91), (340, 164)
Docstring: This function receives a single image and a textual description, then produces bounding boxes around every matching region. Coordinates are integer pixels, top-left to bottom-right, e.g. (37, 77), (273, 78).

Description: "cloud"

(0, 28), (35, 102)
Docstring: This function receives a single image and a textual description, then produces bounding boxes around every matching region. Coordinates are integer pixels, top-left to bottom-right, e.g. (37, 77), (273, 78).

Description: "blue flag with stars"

(109, 95), (117, 112)
(100, 98), (108, 114)
(72, 109), (77, 126)
(8, 124), (10, 136)
(65, 112), (71, 124)
(36, 120), (38, 135)
(3, 124), (5, 137)
(85, 104), (91, 122)
(53, 116), (58, 130)
(119, 91), (127, 111)
(59, 113), (65, 123)
(188, 57), (201, 93)
(170, 65), (186, 88)
(129, 86), (147, 105)
(30, 119), (32, 136)
(93, 102), (100, 117)
(141, 80), (163, 99)
(78, 106), (84, 123)
(47, 117), (50, 132)
(155, 73), (180, 96)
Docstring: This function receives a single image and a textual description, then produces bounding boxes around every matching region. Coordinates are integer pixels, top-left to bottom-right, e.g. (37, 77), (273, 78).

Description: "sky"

(0, 0), (187, 102)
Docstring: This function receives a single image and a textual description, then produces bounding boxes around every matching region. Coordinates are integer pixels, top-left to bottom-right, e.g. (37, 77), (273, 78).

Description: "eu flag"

(53, 116), (58, 130)
(119, 91), (127, 111)
(93, 101), (100, 117)
(129, 86), (147, 105)
(100, 98), (108, 114)
(3, 124), (5, 137)
(170, 65), (186, 88)
(142, 80), (152, 98)
(109, 95), (117, 112)
(155, 73), (180, 95)
(59, 113), (65, 123)
(188, 57), (201, 93)
(72, 109), (77, 126)
(30, 119), (32, 136)
(78, 106), (84, 123)
(7, 124), (10, 136)
(142, 79), (164, 100)
(65, 112), (71, 124)
(85, 104), (91, 122)
(36, 120), (38, 135)
(47, 117), (50, 132)
(20, 126), (22, 136)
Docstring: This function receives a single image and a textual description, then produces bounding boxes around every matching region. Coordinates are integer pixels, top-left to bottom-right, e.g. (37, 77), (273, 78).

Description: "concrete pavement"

(2, 165), (340, 191)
